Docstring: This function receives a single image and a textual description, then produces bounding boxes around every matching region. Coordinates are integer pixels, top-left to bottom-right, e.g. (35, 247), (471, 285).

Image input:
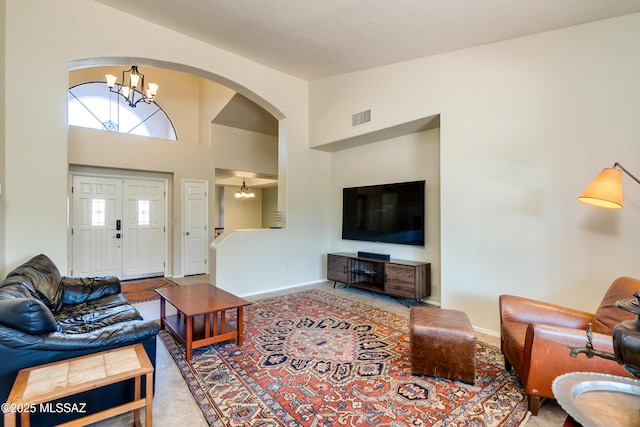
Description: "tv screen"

(342, 180), (425, 246)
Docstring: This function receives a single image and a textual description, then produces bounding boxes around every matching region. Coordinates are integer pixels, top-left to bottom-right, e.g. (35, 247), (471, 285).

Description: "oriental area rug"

(160, 290), (528, 426)
(121, 277), (179, 304)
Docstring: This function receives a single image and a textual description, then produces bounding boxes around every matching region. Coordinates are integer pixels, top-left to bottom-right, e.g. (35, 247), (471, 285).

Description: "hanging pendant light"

(235, 178), (255, 199)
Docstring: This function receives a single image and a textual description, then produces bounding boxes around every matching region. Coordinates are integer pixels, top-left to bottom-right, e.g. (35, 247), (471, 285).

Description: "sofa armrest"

(500, 294), (593, 330)
(523, 323), (632, 399)
(61, 276), (121, 305)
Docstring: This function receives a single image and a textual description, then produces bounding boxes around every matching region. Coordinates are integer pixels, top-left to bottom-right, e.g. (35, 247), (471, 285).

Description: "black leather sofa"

(0, 254), (160, 426)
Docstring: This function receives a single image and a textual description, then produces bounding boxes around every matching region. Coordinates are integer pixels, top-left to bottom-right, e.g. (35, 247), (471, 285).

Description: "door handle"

(185, 232), (190, 236)
(116, 220), (121, 231)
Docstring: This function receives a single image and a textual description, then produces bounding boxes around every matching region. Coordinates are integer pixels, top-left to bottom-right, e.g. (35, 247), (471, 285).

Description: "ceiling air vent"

(352, 109), (371, 127)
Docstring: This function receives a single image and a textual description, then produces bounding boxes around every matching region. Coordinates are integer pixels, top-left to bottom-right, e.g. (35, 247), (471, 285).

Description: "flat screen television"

(342, 180), (425, 246)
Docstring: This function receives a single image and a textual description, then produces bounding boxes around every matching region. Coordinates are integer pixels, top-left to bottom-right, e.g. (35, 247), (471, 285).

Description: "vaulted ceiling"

(97, 0), (640, 80)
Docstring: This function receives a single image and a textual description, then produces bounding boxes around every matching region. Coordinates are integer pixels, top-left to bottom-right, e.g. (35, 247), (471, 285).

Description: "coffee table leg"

(205, 313), (211, 338)
(186, 316), (193, 361)
(238, 306), (244, 346)
(159, 298), (166, 330)
(213, 311), (218, 337)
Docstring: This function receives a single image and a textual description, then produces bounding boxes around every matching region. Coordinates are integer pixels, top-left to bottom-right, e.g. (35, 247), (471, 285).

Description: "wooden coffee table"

(156, 283), (251, 361)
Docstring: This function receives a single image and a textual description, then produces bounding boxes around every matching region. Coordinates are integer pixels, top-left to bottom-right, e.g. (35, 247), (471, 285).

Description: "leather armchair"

(499, 277), (639, 415)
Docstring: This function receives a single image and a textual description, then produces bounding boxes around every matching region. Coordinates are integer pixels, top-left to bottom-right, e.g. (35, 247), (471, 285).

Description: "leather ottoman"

(410, 307), (477, 384)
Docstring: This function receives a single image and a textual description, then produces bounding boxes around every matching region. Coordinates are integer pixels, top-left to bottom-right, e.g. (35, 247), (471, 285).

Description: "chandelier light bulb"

(105, 74), (117, 88)
(130, 72), (140, 88)
(147, 83), (159, 97)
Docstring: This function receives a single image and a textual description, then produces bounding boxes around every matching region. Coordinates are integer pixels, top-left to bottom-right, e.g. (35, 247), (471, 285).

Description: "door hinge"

(204, 259), (207, 264)
(71, 229), (74, 235)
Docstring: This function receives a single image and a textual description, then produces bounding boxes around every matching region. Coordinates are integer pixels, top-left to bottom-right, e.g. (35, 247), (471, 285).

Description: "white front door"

(71, 175), (167, 279)
(183, 180), (208, 276)
(72, 176), (123, 277)
(122, 179), (166, 279)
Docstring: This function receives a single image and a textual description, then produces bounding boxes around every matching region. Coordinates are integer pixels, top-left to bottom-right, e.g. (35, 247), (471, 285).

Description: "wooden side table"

(2, 343), (153, 427)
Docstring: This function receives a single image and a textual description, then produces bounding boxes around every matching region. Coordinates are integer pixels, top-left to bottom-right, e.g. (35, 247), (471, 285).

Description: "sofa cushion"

(0, 298), (58, 334)
(55, 293), (143, 334)
(7, 254), (64, 314)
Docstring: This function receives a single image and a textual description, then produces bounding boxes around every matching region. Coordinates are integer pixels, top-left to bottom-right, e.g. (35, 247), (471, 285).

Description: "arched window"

(68, 82), (177, 140)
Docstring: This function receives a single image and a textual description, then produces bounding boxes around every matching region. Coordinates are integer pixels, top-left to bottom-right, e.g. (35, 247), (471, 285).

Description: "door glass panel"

(92, 199), (106, 226)
(138, 200), (150, 225)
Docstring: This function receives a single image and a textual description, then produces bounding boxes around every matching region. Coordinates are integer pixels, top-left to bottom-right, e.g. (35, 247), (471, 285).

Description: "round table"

(552, 372), (640, 427)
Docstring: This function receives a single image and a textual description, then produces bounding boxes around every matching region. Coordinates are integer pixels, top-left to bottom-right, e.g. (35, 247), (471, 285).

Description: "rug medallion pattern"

(160, 290), (527, 426)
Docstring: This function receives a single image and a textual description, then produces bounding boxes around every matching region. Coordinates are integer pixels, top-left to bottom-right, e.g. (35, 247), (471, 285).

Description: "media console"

(327, 252), (430, 301)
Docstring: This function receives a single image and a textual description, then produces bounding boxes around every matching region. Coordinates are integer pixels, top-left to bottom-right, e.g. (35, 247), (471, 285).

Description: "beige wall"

(222, 186), (263, 231)
(312, 13), (640, 332)
(4, 1), (331, 294)
(215, 185), (279, 233)
(212, 125), (278, 174)
(262, 187), (279, 228)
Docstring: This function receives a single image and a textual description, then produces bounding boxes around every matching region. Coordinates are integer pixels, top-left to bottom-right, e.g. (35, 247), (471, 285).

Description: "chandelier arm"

(613, 162), (640, 186)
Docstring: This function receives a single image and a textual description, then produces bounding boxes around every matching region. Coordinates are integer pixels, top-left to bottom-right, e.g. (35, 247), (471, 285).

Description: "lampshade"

(577, 167), (623, 209)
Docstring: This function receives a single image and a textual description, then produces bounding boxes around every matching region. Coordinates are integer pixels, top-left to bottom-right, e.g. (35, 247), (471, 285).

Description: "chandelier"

(105, 66), (158, 108)
(235, 178), (255, 199)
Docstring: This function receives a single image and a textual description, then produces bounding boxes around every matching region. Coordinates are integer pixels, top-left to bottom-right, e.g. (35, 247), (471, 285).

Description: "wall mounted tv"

(342, 180), (425, 246)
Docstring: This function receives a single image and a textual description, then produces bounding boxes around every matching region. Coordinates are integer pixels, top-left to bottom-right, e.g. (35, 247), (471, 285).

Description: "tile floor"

(93, 276), (568, 426)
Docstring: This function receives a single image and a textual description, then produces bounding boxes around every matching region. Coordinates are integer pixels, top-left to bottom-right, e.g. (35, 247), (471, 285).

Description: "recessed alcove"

(319, 114), (441, 305)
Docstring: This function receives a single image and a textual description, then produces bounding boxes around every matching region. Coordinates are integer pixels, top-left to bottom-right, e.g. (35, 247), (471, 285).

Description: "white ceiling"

(97, 0), (640, 80)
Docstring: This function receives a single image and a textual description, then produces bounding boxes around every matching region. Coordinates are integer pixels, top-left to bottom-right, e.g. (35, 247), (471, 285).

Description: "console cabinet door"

(385, 263), (419, 299)
(327, 254), (349, 284)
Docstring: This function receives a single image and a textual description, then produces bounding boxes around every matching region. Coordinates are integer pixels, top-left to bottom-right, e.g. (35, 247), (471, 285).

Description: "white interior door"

(72, 176), (122, 277)
(122, 179), (166, 279)
(72, 175), (167, 279)
(183, 180), (208, 276)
